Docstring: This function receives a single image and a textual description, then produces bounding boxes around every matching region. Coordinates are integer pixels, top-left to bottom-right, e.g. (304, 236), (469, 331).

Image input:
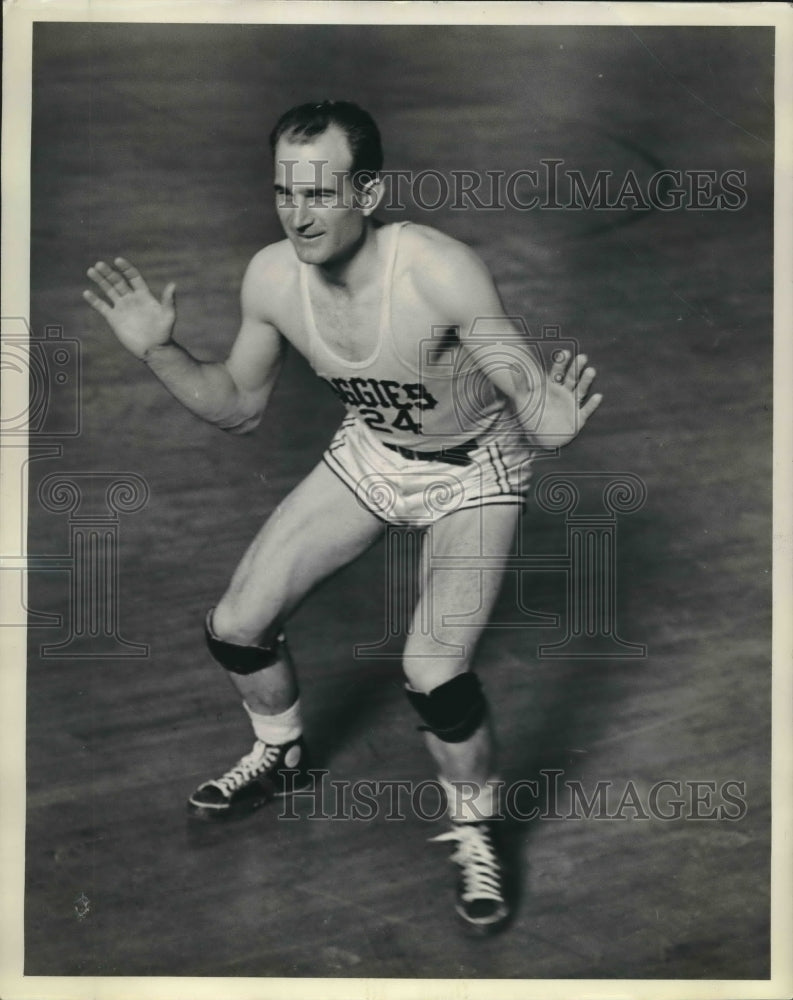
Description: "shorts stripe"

(463, 496), (526, 508)
(328, 414), (356, 453)
(487, 443), (510, 494)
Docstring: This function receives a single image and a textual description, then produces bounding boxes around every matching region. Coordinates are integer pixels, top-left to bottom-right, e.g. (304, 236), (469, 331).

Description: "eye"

(274, 188), (296, 208)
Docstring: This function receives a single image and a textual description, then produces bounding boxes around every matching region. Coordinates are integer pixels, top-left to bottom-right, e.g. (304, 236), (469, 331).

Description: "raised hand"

(83, 258), (176, 360)
(533, 350), (603, 448)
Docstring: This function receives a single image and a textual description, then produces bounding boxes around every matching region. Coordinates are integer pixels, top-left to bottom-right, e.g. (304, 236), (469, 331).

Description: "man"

(84, 100), (601, 934)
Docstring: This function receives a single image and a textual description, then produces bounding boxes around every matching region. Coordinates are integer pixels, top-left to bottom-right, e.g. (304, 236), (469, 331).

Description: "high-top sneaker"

(187, 736), (310, 820)
(430, 820), (510, 934)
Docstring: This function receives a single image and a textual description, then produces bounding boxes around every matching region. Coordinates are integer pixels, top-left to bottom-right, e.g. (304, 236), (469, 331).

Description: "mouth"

(295, 231), (323, 242)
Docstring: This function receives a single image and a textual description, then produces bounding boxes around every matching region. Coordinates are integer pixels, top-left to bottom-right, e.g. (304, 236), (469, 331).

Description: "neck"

(315, 223), (381, 293)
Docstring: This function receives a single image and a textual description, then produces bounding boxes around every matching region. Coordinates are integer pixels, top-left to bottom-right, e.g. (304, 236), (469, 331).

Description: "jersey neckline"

(299, 222), (407, 371)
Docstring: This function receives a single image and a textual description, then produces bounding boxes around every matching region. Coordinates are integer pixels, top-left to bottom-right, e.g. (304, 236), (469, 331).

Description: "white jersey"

(300, 222), (516, 451)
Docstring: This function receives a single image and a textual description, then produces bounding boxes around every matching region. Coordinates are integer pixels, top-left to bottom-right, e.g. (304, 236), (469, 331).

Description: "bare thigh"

(403, 503), (521, 690)
(213, 461), (384, 644)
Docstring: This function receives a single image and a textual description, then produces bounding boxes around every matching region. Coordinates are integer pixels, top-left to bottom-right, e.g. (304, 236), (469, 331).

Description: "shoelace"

(211, 741), (282, 797)
(430, 823), (504, 903)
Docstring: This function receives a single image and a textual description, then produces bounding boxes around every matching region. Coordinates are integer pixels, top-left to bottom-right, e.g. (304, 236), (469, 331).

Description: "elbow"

(218, 404), (265, 436)
(222, 413), (263, 436)
(217, 383), (269, 435)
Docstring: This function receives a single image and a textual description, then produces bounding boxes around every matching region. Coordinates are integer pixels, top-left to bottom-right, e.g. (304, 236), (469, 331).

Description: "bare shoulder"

(401, 222), (488, 273)
(241, 239), (299, 323)
(399, 222), (501, 318)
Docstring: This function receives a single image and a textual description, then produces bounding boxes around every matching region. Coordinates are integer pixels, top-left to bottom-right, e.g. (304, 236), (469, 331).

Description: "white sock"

(243, 698), (302, 745)
(439, 775), (501, 823)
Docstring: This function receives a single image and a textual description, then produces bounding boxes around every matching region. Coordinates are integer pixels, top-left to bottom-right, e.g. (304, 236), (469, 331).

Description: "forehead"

(274, 125), (354, 187)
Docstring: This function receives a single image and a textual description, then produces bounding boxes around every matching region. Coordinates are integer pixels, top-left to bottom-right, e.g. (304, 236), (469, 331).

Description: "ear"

(356, 175), (385, 216)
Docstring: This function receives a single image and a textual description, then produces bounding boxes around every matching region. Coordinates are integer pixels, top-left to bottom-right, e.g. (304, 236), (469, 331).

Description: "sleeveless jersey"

(299, 222), (512, 450)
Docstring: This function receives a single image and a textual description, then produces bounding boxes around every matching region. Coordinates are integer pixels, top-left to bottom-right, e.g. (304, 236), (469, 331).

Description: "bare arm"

(83, 255), (284, 434)
(415, 234), (603, 449)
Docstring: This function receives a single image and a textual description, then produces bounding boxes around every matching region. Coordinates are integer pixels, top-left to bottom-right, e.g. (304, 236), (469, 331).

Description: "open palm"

(533, 350), (603, 448)
(83, 258), (176, 360)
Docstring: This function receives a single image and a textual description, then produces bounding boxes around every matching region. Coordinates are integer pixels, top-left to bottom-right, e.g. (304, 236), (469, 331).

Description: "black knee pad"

(204, 610), (284, 675)
(405, 672), (487, 743)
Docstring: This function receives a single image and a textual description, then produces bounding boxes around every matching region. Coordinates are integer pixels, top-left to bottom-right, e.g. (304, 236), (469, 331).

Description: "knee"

(404, 671), (488, 743)
(205, 606), (284, 675)
(211, 598), (279, 647)
(402, 629), (478, 693)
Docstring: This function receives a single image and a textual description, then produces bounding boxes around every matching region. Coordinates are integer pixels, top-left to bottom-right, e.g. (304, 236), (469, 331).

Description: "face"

(273, 125), (374, 267)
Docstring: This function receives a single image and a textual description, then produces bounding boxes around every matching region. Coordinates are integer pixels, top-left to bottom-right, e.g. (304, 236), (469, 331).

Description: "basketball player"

(84, 101), (602, 934)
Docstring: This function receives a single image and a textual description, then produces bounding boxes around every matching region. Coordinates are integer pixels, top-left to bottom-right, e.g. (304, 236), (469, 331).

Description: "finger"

(160, 281), (176, 310)
(579, 392), (603, 422)
(549, 349), (569, 384)
(86, 264), (121, 300)
(88, 261), (129, 300)
(94, 260), (131, 296)
(564, 353), (587, 390)
(82, 288), (112, 318)
(575, 366), (597, 400)
(114, 257), (149, 293)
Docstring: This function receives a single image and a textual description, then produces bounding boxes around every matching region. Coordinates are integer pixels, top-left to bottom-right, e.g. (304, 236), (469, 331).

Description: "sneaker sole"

(456, 905), (511, 937)
(186, 774), (314, 822)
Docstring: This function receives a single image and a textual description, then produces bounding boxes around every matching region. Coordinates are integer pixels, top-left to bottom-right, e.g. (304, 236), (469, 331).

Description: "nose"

(293, 197), (313, 231)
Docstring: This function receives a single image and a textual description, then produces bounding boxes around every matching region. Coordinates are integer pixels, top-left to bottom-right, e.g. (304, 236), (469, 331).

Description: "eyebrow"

(273, 183), (338, 197)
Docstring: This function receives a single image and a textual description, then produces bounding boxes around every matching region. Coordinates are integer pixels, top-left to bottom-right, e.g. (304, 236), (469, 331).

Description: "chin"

(292, 239), (330, 264)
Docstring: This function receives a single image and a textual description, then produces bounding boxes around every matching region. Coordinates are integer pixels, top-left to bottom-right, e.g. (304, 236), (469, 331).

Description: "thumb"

(161, 282), (177, 310)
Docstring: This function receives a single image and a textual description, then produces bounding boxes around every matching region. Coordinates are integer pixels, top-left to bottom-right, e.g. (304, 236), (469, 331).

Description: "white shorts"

(322, 415), (534, 525)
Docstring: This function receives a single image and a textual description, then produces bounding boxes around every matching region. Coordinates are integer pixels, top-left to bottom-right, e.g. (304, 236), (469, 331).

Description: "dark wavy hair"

(269, 100), (384, 177)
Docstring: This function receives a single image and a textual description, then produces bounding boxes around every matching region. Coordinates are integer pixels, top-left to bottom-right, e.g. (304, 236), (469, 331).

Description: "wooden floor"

(22, 22), (773, 981)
